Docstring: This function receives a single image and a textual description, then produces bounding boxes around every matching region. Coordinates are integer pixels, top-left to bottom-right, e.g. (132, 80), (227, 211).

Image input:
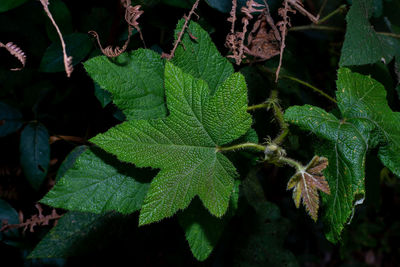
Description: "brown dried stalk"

(275, 0), (319, 82)
(161, 0), (200, 60)
(0, 42), (26, 71)
(89, 2), (145, 57)
(0, 204), (61, 233)
(40, 0), (73, 77)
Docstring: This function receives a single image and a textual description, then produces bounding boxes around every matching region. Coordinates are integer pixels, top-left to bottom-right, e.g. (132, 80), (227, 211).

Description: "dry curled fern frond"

(90, 2), (145, 57)
(0, 204), (61, 233)
(40, 0), (73, 77)
(0, 42), (26, 71)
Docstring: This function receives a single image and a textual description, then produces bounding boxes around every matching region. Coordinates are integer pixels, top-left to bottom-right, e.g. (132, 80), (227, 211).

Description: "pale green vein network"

(91, 62), (252, 225)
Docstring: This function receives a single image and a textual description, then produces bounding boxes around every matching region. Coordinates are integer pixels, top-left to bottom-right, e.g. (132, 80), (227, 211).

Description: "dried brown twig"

(40, 0), (73, 77)
(0, 42), (26, 71)
(89, 0), (145, 58)
(0, 204), (61, 233)
(161, 0), (200, 60)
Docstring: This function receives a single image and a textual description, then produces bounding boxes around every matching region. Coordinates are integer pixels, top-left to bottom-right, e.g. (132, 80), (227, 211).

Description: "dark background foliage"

(1, 0), (400, 266)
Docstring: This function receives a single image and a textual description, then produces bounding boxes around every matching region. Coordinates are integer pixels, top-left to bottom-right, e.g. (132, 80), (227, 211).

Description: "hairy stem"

(377, 32), (400, 39)
(247, 103), (269, 111)
(268, 90), (289, 145)
(216, 142), (266, 152)
(277, 156), (303, 170)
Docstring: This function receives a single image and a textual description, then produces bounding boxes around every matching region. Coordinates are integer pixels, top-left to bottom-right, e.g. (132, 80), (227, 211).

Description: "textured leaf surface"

(340, 0), (400, 66)
(91, 62), (252, 225)
(178, 181), (240, 261)
(0, 102), (23, 137)
(55, 145), (88, 183)
(40, 33), (92, 73)
(285, 68), (400, 242)
(20, 122), (50, 191)
(29, 212), (114, 258)
(41, 148), (151, 214)
(93, 83), (112, 108)
(84, 49), (167, 120)
(171, 20), (234, 94)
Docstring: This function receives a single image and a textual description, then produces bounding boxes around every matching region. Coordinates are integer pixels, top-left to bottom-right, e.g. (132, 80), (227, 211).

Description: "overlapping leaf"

(41, 148), (152, 214)
(285, 68), (400, 242)
(91, 62), (252, 225)
(340, 0), (400, 66)
(84, 49), (166, 120)
(171, 20), (234, 94)
(178, 181), (240, 261)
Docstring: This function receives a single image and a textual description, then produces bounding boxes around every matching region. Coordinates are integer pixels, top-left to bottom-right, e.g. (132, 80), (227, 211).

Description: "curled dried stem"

(40, 0), (73, 77)
(0, 42), (26, 71)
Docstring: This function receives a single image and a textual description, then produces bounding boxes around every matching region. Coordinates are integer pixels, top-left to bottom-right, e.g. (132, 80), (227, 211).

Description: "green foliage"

(55, 145), (87, 182)
(340, 0), (400, 66)
(40, 33), (92, 73)
(285, 68), (400, 242)
(178, 181), (240, 261)
(84, 49), (167, 120)
(42, 148), (151, 214)
(20, 122), (50, 191)
(0, 0), (28, 13)
(171, 19), (234, 93)
(28, 212), (114, 258)
(91, 62), (252, 225)
(93, 83), (112, 108)
(0, 199), (19, 244)
(0, 102), (23, 137)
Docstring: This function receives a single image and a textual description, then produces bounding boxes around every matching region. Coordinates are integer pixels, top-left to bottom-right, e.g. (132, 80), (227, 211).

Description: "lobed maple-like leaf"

(91, 62), (252, 225)
(285, 68), (400, 242)
(287, 156), (330, 221)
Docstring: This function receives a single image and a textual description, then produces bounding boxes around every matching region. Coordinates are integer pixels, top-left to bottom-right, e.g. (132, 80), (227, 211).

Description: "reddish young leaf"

(287, 156), (330, 221)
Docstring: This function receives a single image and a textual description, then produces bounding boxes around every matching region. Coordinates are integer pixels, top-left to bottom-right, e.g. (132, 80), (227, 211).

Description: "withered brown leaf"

(287, 156), (330, 221)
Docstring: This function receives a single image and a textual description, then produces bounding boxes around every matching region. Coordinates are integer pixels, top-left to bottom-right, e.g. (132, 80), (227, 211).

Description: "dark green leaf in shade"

(93, 82), (112, 108)
(90, 62), (252, 225)
(28, 212), (117, 258)
(284, 68), (400, 242)
(41, 148), (152, 214)
(45, 0), (73, 42)
(235, 169), (298, 267)
(0, 0), (28, 13)
(340, 0), (400, 66)
(20, 122), (50, 191)
(0, 102), (23, 137)
(84, 49), (167, 120)
(178, 180), (240, 261)
(40, 33), (92, 73)
(171, 20), (234, 94)
(0, 199), (20, 244)
(55, 145), (88, 183)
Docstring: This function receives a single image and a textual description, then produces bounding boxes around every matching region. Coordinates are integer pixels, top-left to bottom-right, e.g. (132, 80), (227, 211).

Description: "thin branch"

(289, 25), (344, 32)
(40, 0), (73, 77)
(316, 4), (347, 25)
(162, 0), (200, 60)
(247, 103), (269, 111)
(216, 142), (266, 152)
(377, 32), (400, 39)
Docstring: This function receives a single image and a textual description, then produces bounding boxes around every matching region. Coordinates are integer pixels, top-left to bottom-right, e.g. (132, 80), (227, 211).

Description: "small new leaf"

(287, 156), (330, 221)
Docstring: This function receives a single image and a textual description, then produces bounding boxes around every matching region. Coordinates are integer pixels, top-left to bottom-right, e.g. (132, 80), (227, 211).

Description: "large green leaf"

(55, 145), (88, 183)
(91, 62), (252, 225)
(41, 148), (152, 214)
(0, 0), (28, 13)
(29, 212), (115, 258)
(171, 20), (234, 94)
(84, 49), (167, 120)
(0, 102), (23, 137)
(340, 0), (400, 66)
(284, 68), (400, 242)
(40, 33), (92, 73)
(20, 122), (50, 191)
(178, 180), (240, 261)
